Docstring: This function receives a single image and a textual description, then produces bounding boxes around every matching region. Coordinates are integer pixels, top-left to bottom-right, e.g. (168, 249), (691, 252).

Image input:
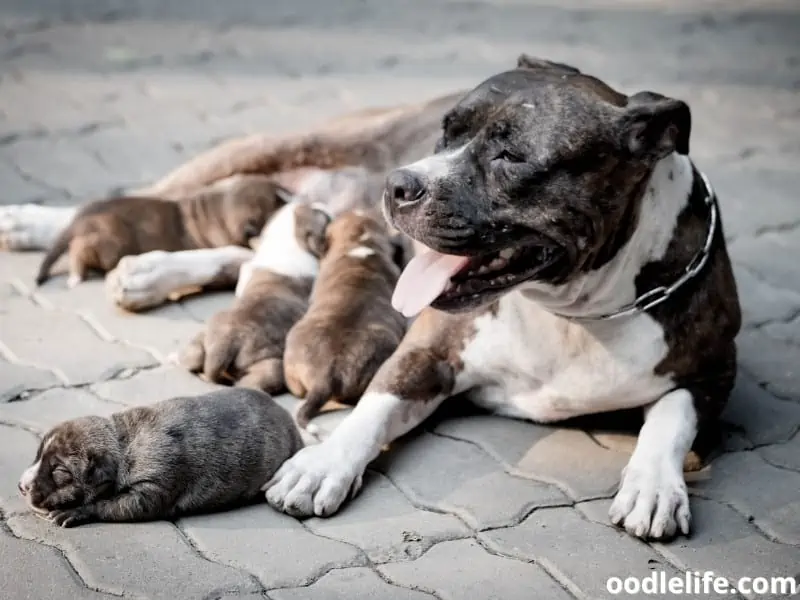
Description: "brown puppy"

(177, 202), (318, 391)
(35, 174), (290, 287)
(284, 209), (407, 429)
(17, 388), (304, 527)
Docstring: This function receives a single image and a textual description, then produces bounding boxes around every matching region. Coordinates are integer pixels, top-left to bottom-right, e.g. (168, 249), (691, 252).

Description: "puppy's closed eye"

(51, 466), (73, 486)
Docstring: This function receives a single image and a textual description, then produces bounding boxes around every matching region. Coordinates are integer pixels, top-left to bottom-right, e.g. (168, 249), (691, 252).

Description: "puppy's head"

(384, 55), (691, 312)
(222, 177), (294, 247)
(325, 210), (395, 256)
(293, 203), (333, 259)
(18, 417), (119, 515)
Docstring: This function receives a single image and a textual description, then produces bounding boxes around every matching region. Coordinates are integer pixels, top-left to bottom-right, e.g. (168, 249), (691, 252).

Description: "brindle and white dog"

(0, 56), (741, 540)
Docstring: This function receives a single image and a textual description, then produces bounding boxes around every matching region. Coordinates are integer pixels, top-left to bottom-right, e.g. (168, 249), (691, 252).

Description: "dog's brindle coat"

(2, 56), (741, 540)
(18, 388), (304, 527)
(263, 56), (741, 540)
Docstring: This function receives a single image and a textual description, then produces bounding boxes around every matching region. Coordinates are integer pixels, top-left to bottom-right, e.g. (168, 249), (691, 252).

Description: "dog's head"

(222, 178), (294, 248)
(18, 417), (119, 514)
(385, 55), (691, 314)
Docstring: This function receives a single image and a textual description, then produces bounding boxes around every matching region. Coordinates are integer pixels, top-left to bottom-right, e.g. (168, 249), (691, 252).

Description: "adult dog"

(0, 56), (741, 540)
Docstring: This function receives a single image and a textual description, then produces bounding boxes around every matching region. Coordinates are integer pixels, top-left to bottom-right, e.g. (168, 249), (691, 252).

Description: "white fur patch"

(358, 232), (372, 242)
(19, 460), (41, 491)
(0, 205), (76, 251)
(346, 246), (375, 259)
(246, 203), (319, 279)
(401, 144), (468, 181)
(609, 389), (696, 538)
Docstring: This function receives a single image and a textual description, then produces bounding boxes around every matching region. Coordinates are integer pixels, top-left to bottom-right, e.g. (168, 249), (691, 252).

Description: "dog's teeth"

(488, 258), (508, 271)
(499, 248), (514, 260)
(477, 265), (489, 275)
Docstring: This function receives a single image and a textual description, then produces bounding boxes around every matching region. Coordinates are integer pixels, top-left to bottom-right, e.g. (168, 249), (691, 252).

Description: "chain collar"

(566, 170), (718, 322)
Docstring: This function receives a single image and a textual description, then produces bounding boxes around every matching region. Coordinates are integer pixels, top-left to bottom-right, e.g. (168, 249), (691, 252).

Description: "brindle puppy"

(17, 388), (304, 527)
(284, 209), (407, 429)
(35, 174), (290, 287)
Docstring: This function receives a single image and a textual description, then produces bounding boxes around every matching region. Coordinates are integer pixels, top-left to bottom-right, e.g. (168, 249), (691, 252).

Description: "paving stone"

(0, 388), (123, 434)
(720, 373), (800, 446)
(0, 287), (156, 384)
(380, 538), (571, 600)
(0, 423), (39, 516)
(762, 312), (800, 348)
(758, 436), (800, 472)
(305, 471), (470, 563)
(91, 365), (222, 406)
(481, 506), (690, 600)
(435, 416), (628, 501)
(271, 567), (435, 600)
(0, 359), (59, 402)
(8, 513), (260, 599)
(0, 159), (52, 204)
(31, 278), (203, 362)
(737, 329), (800, 401)
(732, 264), (800, 328)
(731, 232), (800, 296)
(0, 527), (116, 600)
(690, 452), (800, 545)
(179, 504), (366, 589)
(373, 431), (569, 530)
(180, 291), (236, 323)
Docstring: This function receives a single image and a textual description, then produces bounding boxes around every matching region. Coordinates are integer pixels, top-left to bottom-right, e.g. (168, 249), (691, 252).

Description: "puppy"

(284, 208), (407, 429)
(17, 388), (304, 527)
(177, 202), (318, 391)
(35, 174), (290, 287)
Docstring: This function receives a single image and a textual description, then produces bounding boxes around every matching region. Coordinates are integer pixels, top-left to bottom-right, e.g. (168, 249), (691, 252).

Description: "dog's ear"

(293, 204), (331, 259)
(516, 54), (580, 75)
(618, 91), (691, 158)
(274, 184), (294, 206)
(86, 452), (117, 493)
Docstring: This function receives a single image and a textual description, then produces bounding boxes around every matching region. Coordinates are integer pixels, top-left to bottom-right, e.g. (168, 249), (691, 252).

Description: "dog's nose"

(386, 169), (426, 207)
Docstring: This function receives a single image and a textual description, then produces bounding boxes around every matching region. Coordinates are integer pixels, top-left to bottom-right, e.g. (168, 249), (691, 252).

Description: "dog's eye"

(493, 149), (525, 164)
(52, 466), (73, 486)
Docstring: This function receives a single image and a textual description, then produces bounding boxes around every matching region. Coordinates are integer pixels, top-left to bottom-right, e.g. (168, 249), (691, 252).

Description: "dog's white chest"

(458, 293), (673, 422)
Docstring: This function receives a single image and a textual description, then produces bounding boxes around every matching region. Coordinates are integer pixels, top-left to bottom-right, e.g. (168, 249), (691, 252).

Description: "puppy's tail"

(35, 226), (72, 286)
(296, 384), (335, 430)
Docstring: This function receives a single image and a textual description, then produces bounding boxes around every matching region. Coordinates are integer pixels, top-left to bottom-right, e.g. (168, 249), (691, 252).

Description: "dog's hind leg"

(235, 358), (285, 395)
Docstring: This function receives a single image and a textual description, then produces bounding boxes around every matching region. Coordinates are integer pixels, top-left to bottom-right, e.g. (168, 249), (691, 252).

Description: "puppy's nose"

(386, 169), (426, 207)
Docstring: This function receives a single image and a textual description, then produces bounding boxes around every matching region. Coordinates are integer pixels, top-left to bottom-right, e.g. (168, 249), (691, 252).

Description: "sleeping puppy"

(284, 208), (407, 429)
(17, 388), (304, 527)
(176, 202), (318, 391)
(35, 174), (290, 287)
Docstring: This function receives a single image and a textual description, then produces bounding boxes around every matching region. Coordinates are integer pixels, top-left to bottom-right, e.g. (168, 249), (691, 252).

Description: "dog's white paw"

(609, 460), (691, 539)
(263, 442), (363, 518)
(0, 205), (75, 250)
(105, 251), (175, 311)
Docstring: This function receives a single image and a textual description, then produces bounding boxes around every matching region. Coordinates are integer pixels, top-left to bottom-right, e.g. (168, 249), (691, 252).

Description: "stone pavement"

(1, 0), (799, 598)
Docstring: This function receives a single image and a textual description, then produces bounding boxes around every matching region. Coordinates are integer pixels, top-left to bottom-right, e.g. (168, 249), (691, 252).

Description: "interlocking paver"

(91, 365), (222, 406)
(373, 432), (569, 530)
(731, 232), (800, 296)
(0, 388), (123, 434)
(0, 423), (39, 516)
(435, 415), (628, 500)
(759, 436), (800, 472)
(0, 284), (156, 383)
(305, 471), (470, 563)
(720, 373), (800, 446)
(179, 504), (366, 589)
(8, 513), (260, 599)
(737, 329), (800, 402)
(481, 506), (692, 600)
(0, 527), (117, 600)
(732, 264), (800, 329)
(690, 452), (800, 545)
(379, 538), (572, 600)
(271, 567), (435, 600)
(0, 358), (59, 401)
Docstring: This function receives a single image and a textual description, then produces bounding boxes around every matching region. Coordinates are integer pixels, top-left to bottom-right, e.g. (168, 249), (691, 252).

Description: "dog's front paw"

(263, 442), (363, 518)
(609, 460), (691, 540)
(48, 506), (95, 528)
(105, 251), (174, 311)
(0, 204), (75, 251)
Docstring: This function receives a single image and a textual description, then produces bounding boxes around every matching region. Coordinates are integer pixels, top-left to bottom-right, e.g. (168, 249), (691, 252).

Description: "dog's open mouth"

(392, 243), (561, 317)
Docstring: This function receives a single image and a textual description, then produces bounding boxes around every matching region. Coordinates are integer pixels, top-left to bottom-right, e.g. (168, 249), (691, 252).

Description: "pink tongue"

(392, 249), (470, 317)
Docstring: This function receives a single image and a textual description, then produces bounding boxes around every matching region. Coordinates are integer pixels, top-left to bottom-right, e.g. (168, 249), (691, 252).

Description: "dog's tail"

(296, 383), (335, 430)
(35, 225), (72, 286)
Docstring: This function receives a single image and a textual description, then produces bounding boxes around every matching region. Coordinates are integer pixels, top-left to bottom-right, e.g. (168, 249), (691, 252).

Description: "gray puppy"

(17, 388), (303, 527)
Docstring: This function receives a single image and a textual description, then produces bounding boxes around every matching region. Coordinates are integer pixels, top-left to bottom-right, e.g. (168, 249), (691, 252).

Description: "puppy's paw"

(263, 442), (363, 518)
(0, 204), (75, 251)
(48, 506), (95, 528)
(105, 251), (174, 311)
(609, 460), (691, 540)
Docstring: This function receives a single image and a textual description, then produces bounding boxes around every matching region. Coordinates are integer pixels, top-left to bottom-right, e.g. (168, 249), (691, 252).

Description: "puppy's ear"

(293, 204), (331, 259)
(86, 453), (117, 492)
(619, 91), (691, 158)
(274, 184), (294, 206)
(516, 54), (580, 74)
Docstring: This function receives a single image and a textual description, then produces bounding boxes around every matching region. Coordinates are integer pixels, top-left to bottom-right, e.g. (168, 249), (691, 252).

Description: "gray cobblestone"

(0, 359), (59, 402)
(271, 567), (436, 600)
(374, 432), (569, 530)
(721, 373), (800, 446)
(759, 436), (800, 472)
(0, 423), (39, 516)
(380, 538), (573, 600)
(91, 365), (222, 406)
(737, 329), (800, 401)
(0, 388), (123, 434)
(179, 504), (366, 589)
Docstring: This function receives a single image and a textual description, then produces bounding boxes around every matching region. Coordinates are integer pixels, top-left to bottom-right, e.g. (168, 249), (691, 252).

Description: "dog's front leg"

(105, 246), (253, 311)
(49, 481), (175, 527)
(0, 204), (77, 251)
(609, 388), (697, 539)
(264, 345), (455, 518)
